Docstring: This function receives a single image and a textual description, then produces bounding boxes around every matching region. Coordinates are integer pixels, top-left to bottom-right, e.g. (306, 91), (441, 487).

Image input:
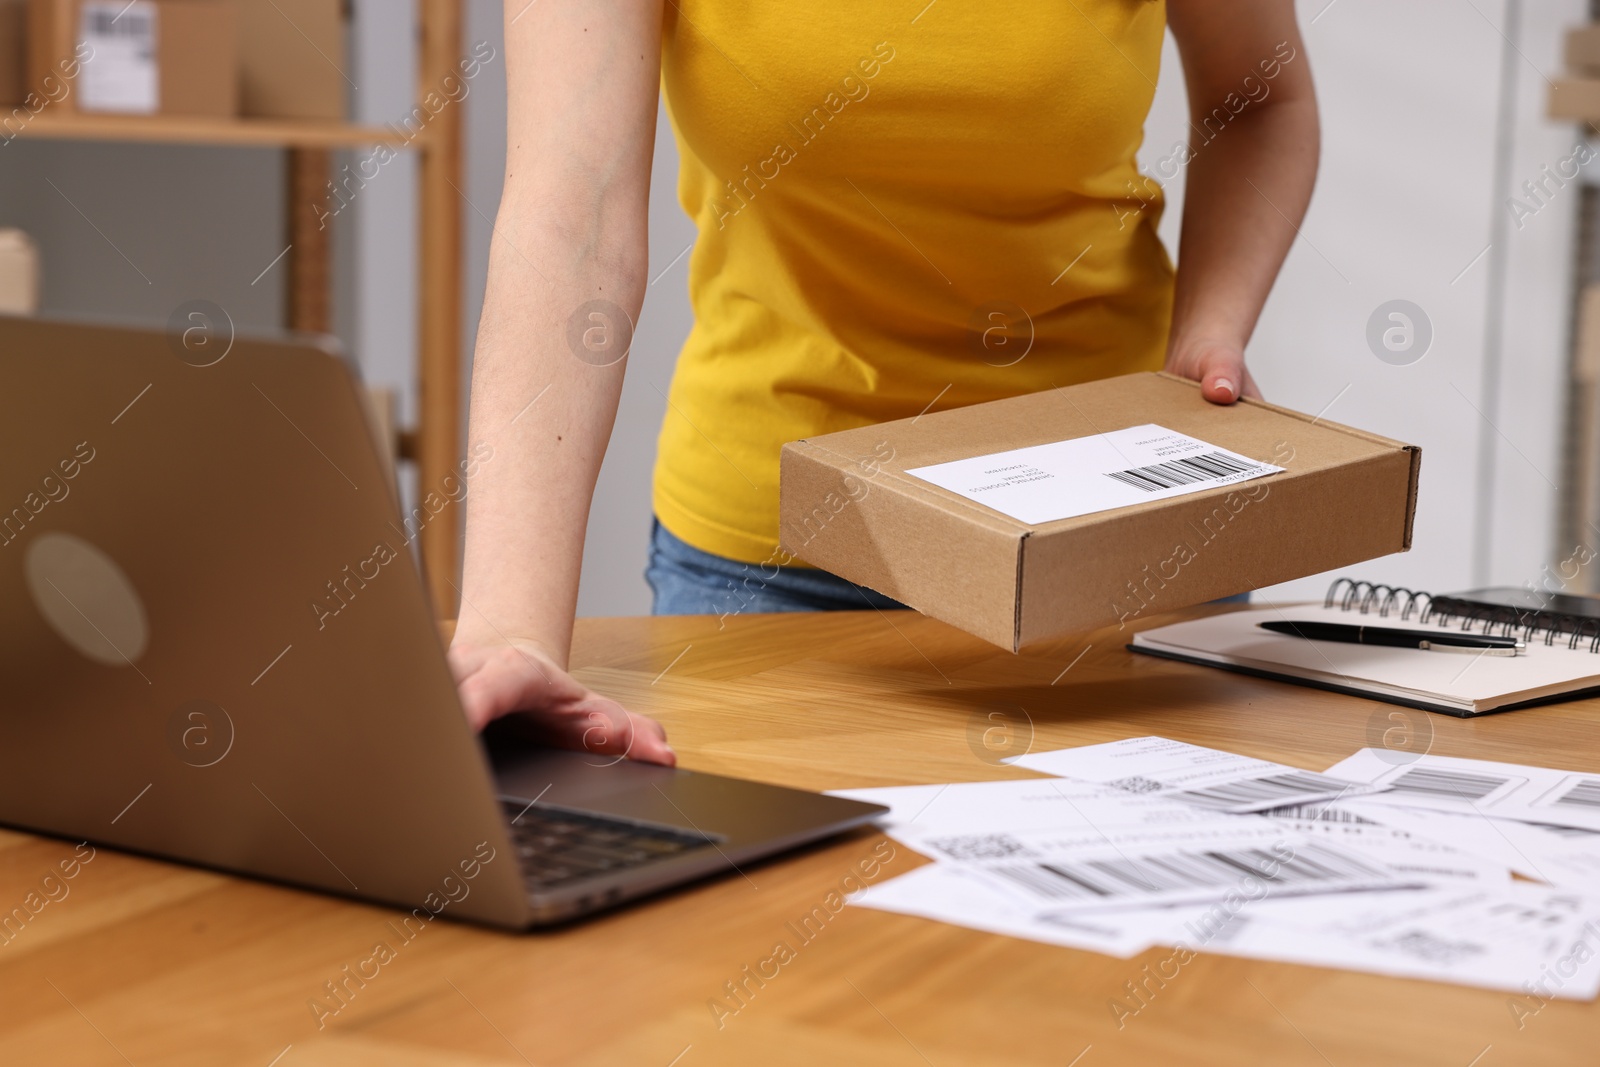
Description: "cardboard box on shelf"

(29, 0), (239, 117)
(152, 0), (237, 116)
(778, 372), (1421, 651)
(1566, 24), (1600, 77)
(0, 228), (39, 313)
(239, 0), (344, 120)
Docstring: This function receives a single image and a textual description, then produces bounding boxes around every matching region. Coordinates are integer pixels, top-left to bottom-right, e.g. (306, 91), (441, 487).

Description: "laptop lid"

(0, 316), (530, 927)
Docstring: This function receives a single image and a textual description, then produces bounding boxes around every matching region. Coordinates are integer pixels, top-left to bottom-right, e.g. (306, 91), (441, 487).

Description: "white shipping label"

(1011, 736), (1380, 814)
(79, 2), (159, 114)
(905, 423), (1282, 525)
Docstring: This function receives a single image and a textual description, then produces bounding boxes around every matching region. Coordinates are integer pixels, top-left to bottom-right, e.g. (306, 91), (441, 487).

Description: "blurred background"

(3, 0), (1598, 616)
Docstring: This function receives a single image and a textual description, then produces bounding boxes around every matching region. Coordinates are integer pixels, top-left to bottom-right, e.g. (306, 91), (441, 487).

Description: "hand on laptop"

(448, 639), (676, 766)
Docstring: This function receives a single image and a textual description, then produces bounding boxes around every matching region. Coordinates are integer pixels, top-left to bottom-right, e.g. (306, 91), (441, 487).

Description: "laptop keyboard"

(500, 799), (716, 890)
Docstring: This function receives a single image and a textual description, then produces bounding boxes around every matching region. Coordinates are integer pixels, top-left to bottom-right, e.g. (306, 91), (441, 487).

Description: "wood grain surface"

(1, 606), (1595, 1066)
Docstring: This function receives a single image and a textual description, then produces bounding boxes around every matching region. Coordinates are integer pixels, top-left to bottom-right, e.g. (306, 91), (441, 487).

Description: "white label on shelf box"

(79, 2), (159, 115)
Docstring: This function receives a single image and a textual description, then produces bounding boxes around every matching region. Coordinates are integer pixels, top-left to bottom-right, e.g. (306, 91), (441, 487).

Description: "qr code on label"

(926, 833), (1034, 862)
(1107, 776), (1167, 795)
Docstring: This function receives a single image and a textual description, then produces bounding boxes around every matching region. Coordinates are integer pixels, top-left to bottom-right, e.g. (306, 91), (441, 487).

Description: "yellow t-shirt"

(655, 0), (1173, 564)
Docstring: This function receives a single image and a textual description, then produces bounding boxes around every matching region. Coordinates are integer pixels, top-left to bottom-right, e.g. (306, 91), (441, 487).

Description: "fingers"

(623, 711), (676, 767)
(1167, 341), (1247, 406)
(1197, 353), (1245, 405)
(1167, 343), (1253, 406)
(450, 642), (676, 765)
(572, 696), (676, 767)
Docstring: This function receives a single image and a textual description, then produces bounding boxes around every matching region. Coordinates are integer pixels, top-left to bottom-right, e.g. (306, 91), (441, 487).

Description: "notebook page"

(1132, 603), (1600, 706)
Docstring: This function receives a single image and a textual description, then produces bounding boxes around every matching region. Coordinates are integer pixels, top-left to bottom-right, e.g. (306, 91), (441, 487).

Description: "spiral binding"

(1322, 578), (1600, 653)
(1322, 578), (1430, 620)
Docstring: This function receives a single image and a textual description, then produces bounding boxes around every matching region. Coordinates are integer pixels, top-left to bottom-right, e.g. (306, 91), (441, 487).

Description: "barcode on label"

(1171, 771), (1355, 812)
(1553, 778), (1600, 809)
(1104, 451), (1267, 493)
(1261, 802), (1379, 824)
(988, 842), (1389, 902)
(1386, 767), (1507, 801)
(86, 8), (152, 37)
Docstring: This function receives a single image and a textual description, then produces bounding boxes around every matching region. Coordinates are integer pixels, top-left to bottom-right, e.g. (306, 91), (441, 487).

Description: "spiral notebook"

(1130, 580), (1600, 717)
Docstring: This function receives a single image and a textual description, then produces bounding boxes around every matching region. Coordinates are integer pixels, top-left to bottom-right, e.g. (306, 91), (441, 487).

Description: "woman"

(448, 1), (1318, 766)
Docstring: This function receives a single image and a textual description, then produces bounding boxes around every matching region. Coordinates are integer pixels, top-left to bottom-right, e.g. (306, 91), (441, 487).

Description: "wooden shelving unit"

(13, 112), (416, 148)
(11, 0), (465, 614)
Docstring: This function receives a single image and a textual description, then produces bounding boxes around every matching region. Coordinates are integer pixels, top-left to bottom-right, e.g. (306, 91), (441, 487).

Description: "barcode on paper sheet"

(1103, 451), (1269, 493)
(987, 842), (1391, 902)
(1169, 771), (1358, 811)
(1553, 778), (1600, 809)
(1261, 802), (1380, 824)
(1385, 768), (1508, 801)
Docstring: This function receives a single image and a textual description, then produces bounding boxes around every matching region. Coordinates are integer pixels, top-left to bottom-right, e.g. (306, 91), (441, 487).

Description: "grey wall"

(0, 140), (285, 332)
(342, 0), (418, 437)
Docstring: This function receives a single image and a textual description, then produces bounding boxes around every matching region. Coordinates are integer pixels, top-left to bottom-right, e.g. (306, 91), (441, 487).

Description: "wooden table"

(2, 607), (1596, 1066)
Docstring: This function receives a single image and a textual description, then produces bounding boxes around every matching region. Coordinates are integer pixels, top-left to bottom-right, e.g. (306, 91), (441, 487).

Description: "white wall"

(1141, 0), (1584, 606)
(1488, 0), (1592, 590)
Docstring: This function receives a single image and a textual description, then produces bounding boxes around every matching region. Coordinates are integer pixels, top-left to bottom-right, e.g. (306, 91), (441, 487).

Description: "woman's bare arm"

(1164, 0), (1319, 403)
(449, 0), (672, 764)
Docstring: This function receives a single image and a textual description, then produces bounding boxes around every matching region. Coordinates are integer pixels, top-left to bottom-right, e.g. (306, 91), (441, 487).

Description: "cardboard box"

(1549, 78), (1600, 122)
(29, 0), (239, 117)
(779, 372), (1421, 651)
(1567, 24), (1600, 77)
(153, 0), (237, 116)
(0, 228), (39, 312)
(239, 0), (344, 120)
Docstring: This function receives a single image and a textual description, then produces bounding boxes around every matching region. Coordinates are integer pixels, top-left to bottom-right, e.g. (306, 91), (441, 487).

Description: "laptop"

(0, 316), (886, 928)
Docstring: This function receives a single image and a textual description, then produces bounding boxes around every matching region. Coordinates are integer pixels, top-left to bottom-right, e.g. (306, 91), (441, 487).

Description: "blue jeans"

(644, 518), (1248, 617)
(646, 519), (909, 616)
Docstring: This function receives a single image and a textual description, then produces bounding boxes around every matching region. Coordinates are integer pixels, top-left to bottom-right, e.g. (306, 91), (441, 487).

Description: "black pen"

(1258, 620), (1525, 656)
